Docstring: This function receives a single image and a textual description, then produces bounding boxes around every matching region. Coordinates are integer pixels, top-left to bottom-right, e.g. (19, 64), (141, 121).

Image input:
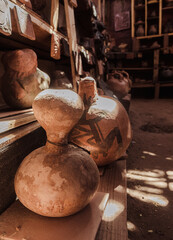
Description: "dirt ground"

(127, 98), (173, 240)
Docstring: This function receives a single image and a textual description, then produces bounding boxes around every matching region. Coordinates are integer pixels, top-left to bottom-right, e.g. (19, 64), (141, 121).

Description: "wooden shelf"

(162, 6), (173, 10)
(115, 67), (153, 70)
(132, 82), (155, 88)
(147, 0), (159, 4)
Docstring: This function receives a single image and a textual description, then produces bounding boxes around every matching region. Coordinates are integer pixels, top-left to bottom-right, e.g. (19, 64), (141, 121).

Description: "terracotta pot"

(1, 49), (50, 109)
(69, 77), (132, 166)
(15, 89), (100, 217)
(107, 70), (131, 99)
(149, 24), (157, 35)
(136, 24), (145, 36)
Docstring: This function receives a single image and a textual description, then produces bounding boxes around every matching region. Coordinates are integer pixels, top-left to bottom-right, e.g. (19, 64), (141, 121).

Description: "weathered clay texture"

(15, 89), (100, 217)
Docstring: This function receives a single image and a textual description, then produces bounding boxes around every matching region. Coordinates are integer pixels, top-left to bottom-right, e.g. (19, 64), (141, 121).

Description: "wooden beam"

(64, 0), (77, 91)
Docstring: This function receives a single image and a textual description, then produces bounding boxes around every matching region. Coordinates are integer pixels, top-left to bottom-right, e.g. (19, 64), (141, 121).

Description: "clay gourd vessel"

(69, 77), (132, 166)
(1, 49), (50, 109)
(14, 89), (100, 217)
(107, 70), (131, 99)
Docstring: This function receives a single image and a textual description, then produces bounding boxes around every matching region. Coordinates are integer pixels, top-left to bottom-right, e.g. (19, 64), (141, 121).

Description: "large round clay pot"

(107, 70), (131, 99)
(69, 77), (132, 166)
(15, 89), (100, 217)
(1, 49), (50, 109)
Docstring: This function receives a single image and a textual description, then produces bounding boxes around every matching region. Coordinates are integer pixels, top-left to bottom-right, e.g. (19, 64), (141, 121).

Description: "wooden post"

(153, 49), (159, 84)
(145, 0), (147, 36)
(50, 0), (59, 31)
(64, 0), (77, 91)
(159, 0), (162, 35)
(131, 0), (135, 38)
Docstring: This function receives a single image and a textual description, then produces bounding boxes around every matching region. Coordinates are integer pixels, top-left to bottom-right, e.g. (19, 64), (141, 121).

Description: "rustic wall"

(106, 0), (132, 49)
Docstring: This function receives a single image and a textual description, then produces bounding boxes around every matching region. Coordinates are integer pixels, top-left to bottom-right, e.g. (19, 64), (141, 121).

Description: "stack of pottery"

(70, 77), (132, 166)
(15, 88), (100, 217)
(1, 49), (50, 109)
(107, 70), (132, 99)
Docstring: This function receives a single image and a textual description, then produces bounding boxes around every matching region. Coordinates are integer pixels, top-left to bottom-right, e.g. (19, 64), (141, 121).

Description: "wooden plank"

(0, 0), (12, 36)
(50, 0), (59, 30)
(0, 112), (36, 134)
(0, 124), (46, 214)
(13, 5), (36, 40)
(64, 0), (77, 91)
(0, 121), (40, 149)
(0, 108), (33, 119)
(50, 33), (61, 59)
(96, 160), (127, 240)
(0, 192), (109, 240)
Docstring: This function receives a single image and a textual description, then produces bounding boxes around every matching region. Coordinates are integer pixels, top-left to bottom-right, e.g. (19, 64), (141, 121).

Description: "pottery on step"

(15, 89), (100, 217)
(69, 77), (132, 166)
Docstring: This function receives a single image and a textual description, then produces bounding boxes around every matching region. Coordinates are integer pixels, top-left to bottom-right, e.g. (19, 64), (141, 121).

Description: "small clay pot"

(136, 24), (145, 36)
(15, 89), (100, 217)
(107, 70), (131, 99)
(69, 77), (132, 166)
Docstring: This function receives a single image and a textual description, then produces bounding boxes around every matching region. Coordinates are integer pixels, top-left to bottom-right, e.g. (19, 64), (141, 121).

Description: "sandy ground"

(127, 98), (173, 240)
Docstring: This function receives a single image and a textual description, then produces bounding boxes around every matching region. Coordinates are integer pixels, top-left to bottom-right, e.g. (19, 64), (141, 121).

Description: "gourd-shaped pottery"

(161, 68), (173, 80)
(107, 70), (131, 99)
(15, 89), (100, 217)
(1, 49), (50, 109)
(136, 24), (144, 36)
(69, 77), (132, 166)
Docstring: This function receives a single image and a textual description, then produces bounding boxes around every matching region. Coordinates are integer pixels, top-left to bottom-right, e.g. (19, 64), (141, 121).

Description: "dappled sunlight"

(145, 181), (168, 188)
(165, 156), (173, 161)
(168, 183), (173, 191)
(127, 221), (137, 232)
(127, 188), (169, 207)
(114, 185), (124, 193)
(127, 173), (166, 182)
(127, 169), (165, 177)
(102, 199), (124, 222)
(134, 185), (163, 194)
(143, 151), (157, 156)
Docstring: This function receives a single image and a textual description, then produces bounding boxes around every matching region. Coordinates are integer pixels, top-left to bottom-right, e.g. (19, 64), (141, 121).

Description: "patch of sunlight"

(168, 183), (173, 191)
(102, 199), (124, 222)
(114, 185), (124, 193)
(165, 157), (173, 161)
(127, 169), (165, 178)
(143, 151), (157, 156)
(127, 173), (166, 182)
(127, 221), (137, 232)
(166, 171), (173, 180)
(145, 181), (167, 188)
(135, 185), (163, 194)
(98, 193), (109, 211)
(127, 188), (169, 206)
